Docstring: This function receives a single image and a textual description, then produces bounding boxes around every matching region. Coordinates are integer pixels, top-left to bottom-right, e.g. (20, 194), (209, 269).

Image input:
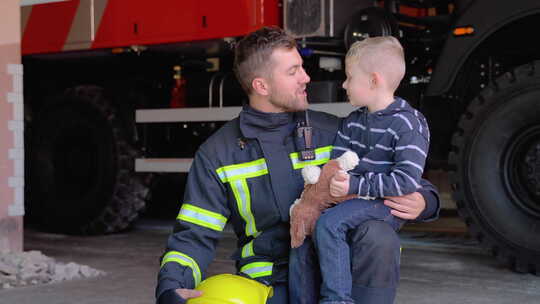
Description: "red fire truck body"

(22, 0), (280, 55)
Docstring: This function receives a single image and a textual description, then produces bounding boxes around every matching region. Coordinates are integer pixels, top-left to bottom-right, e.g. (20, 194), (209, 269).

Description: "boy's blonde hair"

(346, 36), (405, 92)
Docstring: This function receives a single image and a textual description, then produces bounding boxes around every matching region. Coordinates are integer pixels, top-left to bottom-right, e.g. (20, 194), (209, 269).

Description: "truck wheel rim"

(504, 125), (540, 218)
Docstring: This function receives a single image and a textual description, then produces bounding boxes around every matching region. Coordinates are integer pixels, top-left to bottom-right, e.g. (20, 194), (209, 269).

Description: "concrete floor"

(1, 218), (539, 304)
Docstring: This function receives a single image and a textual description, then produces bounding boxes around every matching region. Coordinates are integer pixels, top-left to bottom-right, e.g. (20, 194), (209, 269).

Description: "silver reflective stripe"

(241, 241), (254, 258)
(161, 251), (201, 286)
(217, 159), (268, 183)
(240, 262), (273, 278)
(232, 179), (258, 236)
(290, 146), (333, 170)
(217, 159), (269, 238)
(177, 204), (227, 231)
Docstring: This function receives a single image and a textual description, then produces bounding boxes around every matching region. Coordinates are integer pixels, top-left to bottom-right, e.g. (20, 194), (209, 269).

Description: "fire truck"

(21, 0), (540, 274)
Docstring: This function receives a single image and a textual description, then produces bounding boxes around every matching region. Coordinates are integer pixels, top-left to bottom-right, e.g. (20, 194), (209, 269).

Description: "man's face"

(265, 48), (311, 112)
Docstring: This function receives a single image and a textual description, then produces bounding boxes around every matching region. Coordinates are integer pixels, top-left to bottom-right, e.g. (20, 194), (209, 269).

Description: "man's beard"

(269, 92), (308, 112)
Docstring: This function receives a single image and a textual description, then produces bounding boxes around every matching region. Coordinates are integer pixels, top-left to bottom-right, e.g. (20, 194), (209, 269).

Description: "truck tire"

(28, 85), (148, 234)
(449, 61), (540, 274)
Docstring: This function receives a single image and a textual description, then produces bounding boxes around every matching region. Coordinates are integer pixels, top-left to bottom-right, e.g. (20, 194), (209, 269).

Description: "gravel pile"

(0, 250), (105, 289)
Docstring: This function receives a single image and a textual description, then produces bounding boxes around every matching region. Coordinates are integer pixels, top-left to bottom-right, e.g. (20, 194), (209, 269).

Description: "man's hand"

(329, 171), (350, 197)
(176, 288), (202, 301)
(383, 191), (425, 220)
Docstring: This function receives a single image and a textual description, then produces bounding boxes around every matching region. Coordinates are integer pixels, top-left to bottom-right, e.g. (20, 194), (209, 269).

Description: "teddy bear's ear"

(337, 151), (360, 171)
(302, 165), (321, 184)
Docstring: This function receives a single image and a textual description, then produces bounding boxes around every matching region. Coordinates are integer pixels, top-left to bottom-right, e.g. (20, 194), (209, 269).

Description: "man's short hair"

(234, 26), (297, 95)
(346, 36), (406, 92)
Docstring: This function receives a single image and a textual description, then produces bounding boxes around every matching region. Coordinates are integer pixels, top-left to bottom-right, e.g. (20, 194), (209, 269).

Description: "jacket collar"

(239, 104), (296, 139)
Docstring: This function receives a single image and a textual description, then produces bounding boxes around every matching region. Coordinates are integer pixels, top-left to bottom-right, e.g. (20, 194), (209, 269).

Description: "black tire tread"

(71, 86), (148, 235)
(30, 85), (148, 235)
(449, 61), (540, 275)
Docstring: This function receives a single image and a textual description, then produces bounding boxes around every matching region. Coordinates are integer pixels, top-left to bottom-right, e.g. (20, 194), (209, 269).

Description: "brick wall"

(0, 0), (23, 252)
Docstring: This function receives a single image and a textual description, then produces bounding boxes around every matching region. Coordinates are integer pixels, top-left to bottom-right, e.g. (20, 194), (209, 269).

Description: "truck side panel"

(22, 0), (281, 55)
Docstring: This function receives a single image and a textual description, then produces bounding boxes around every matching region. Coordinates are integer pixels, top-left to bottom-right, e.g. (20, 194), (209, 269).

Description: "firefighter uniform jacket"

(156, 105), (439, 302)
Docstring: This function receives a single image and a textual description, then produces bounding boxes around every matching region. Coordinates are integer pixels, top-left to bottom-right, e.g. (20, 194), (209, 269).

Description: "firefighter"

(155, 26), (440, 304)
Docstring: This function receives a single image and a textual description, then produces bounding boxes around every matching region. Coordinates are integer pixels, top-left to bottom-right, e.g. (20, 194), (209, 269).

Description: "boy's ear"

(371, 72), (381, 89)
(252, 77), (270, 96)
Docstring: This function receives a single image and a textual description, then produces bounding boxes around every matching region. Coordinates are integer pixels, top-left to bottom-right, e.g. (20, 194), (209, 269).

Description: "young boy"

(290, 36), (430, 304)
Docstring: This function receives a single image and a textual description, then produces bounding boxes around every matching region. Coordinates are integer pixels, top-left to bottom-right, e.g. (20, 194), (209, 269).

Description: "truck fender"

(425, 0), (540, 96)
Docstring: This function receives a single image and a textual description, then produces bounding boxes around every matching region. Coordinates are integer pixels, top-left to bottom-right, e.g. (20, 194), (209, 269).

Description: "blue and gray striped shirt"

(332, 97), (430, 198)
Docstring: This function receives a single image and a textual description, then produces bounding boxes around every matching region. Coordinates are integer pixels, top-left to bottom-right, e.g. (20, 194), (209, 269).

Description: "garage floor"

(1, 215), (539, 304)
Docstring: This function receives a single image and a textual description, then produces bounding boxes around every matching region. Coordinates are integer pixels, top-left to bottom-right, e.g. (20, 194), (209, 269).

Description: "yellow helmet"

(186, 274), (273, 304)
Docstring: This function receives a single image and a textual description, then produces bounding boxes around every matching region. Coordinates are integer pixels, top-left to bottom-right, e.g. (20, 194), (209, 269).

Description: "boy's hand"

(330, 171), (350, 197)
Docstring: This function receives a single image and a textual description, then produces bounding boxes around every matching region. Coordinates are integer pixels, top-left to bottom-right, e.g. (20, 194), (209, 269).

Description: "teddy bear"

(289, 150), (360, 248)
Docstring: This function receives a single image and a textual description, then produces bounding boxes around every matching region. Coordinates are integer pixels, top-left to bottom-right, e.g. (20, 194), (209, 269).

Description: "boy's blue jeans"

(289, 199), (404, 304)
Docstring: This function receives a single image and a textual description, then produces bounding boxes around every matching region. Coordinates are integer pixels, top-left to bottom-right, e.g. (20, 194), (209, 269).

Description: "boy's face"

(265, 47), (311, 112)
(343, 62), (375, 108)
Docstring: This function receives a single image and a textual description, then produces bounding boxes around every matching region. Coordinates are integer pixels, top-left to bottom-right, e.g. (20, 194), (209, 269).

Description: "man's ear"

(252, 77), (270, 96)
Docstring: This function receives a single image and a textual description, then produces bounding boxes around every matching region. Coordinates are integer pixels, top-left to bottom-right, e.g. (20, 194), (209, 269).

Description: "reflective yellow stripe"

(217, 159), (269, 237)
(240, 262), (273, 278)
(161, 251), (202, 286)
(241, 241), (255, 258)
(231, 179), (258, 236)
(289, 145), (333, 169)
(177, 204), (227, 231)
(216, 158), (268, 183)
